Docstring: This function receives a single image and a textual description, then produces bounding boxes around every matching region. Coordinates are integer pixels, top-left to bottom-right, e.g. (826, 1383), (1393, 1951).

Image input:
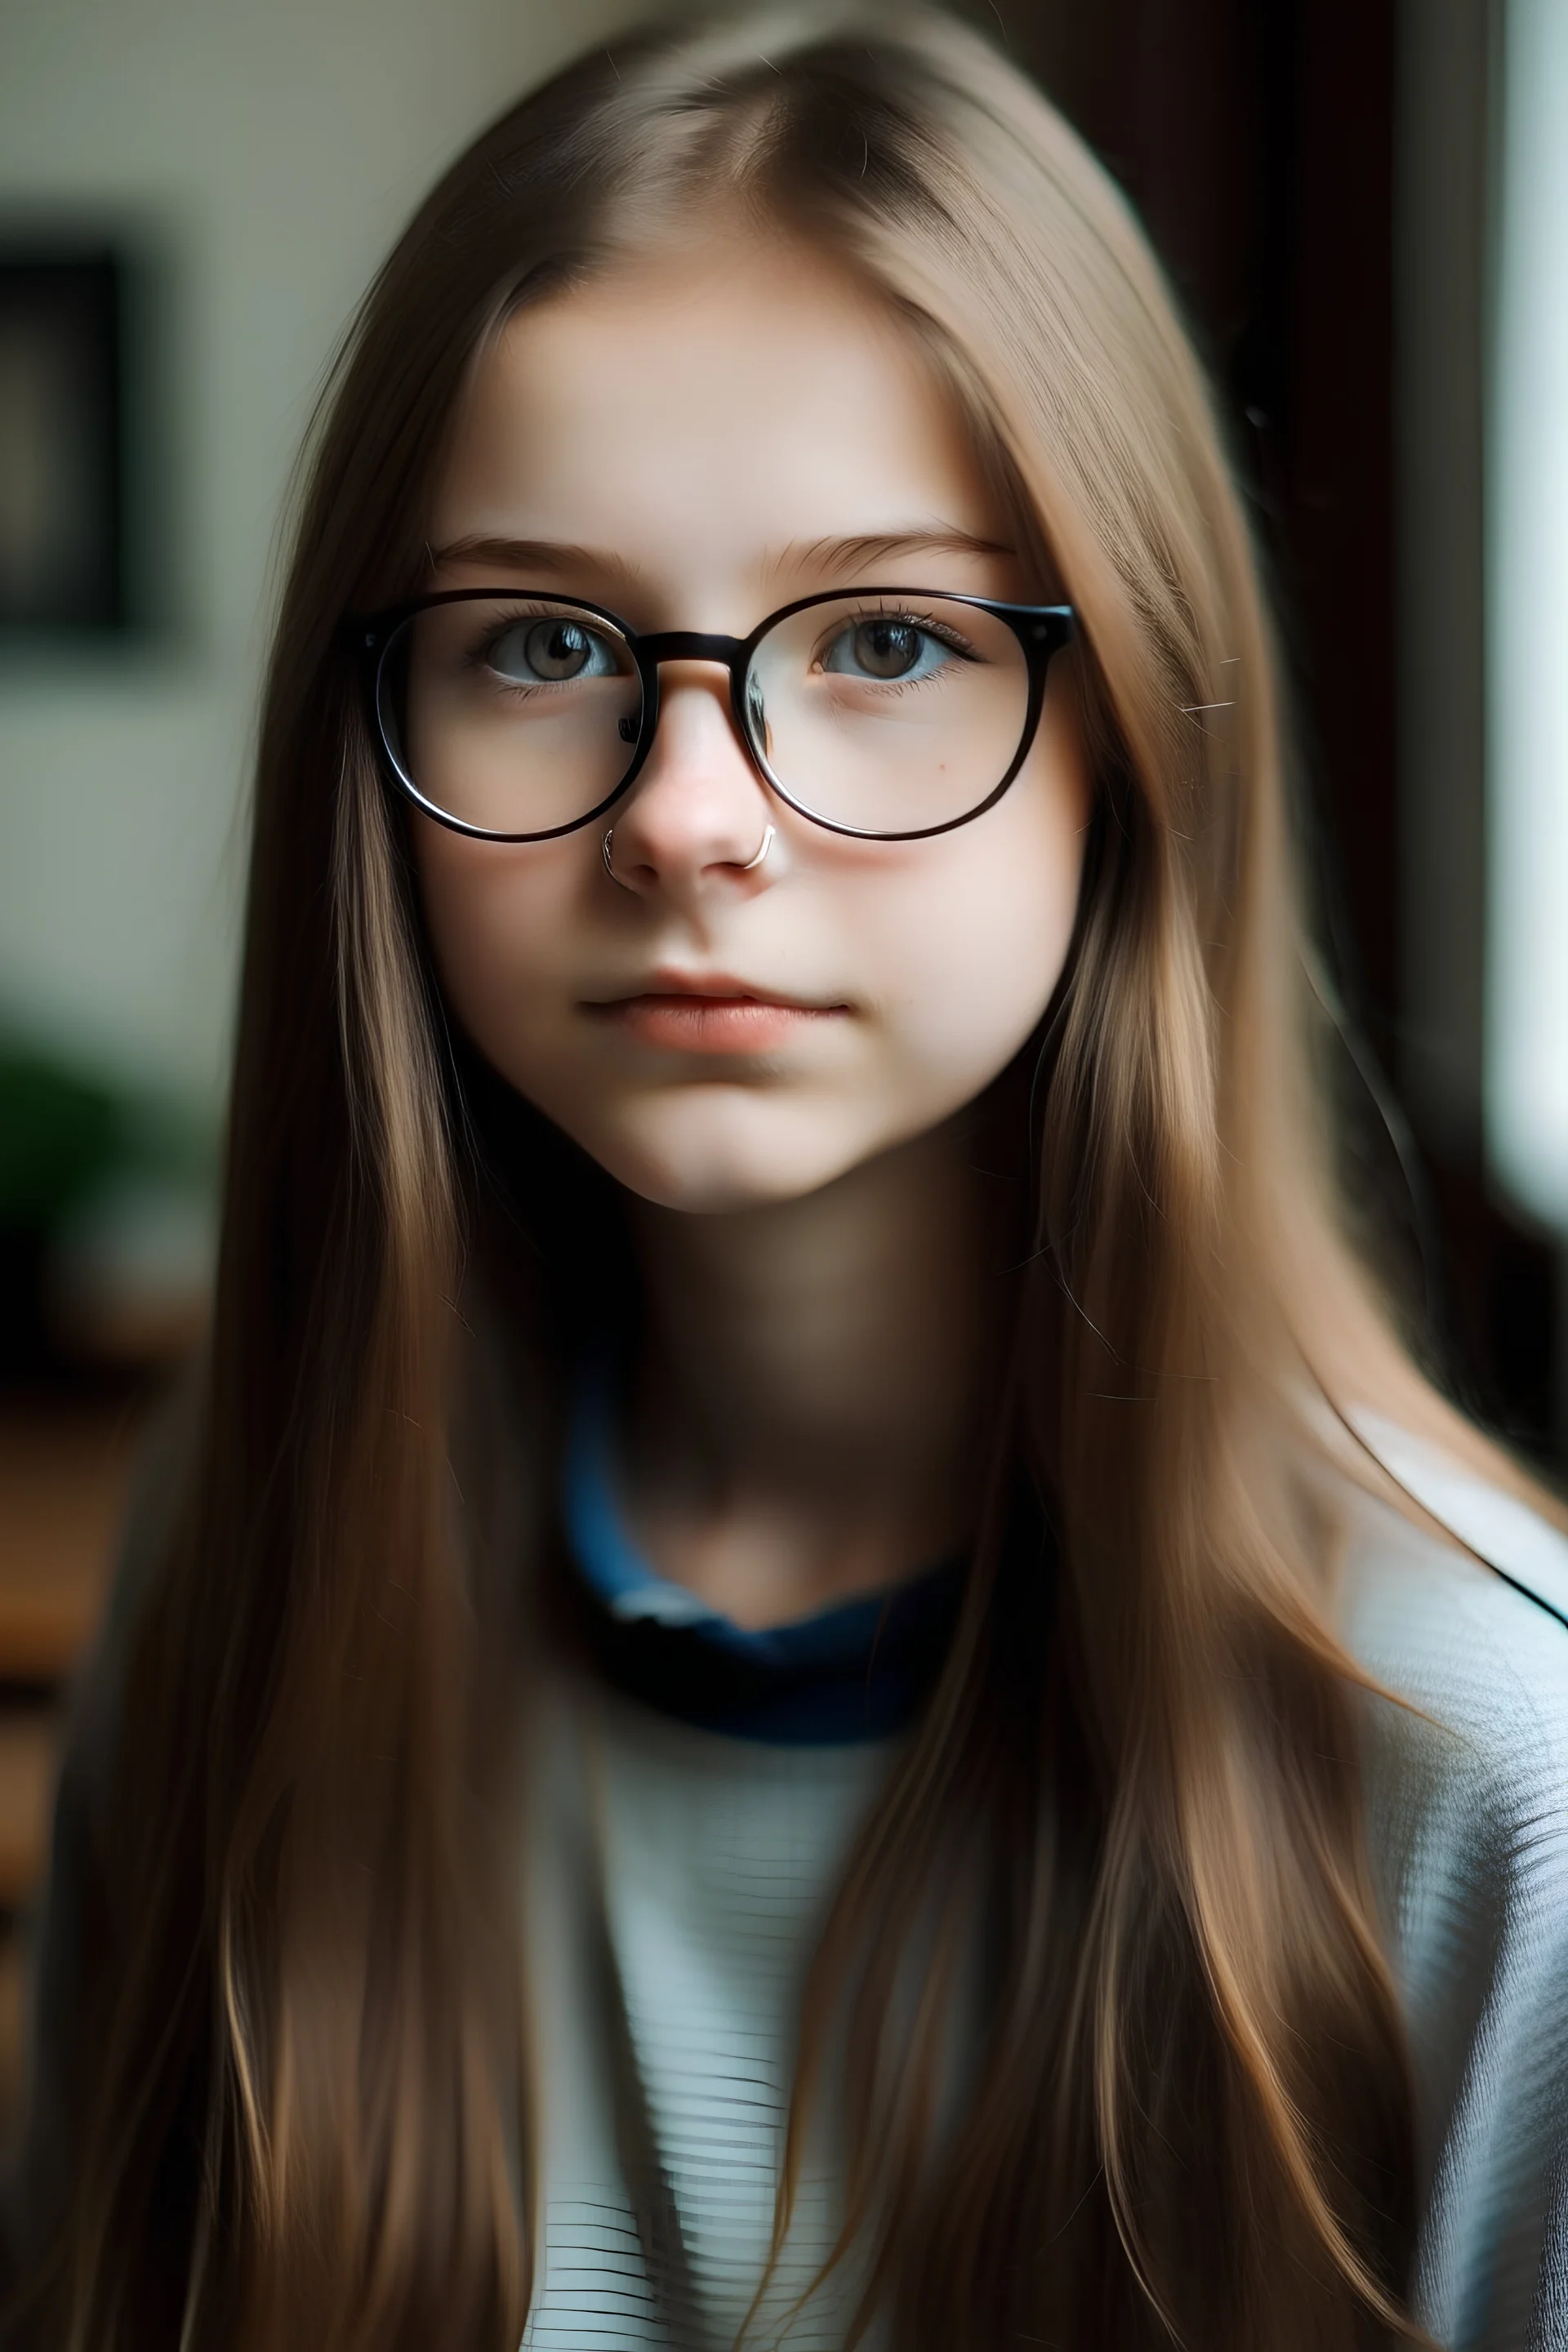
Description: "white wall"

(0, 0), (648, 1124)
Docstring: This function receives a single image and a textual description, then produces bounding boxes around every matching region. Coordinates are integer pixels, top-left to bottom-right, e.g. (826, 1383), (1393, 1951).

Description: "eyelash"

(813, 605), (978, 668)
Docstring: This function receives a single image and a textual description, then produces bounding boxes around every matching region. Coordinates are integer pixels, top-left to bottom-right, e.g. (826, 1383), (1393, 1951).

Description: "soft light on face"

(413, 238), (1090, 1212)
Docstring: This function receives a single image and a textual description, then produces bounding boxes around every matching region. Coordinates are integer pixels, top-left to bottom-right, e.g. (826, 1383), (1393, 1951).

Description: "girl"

(10, 7), (1568, 2349)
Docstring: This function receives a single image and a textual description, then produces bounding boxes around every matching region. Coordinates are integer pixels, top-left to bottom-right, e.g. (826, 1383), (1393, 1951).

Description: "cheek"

(412, 818), (583, 1057)
(858, 751), (1088, 1095)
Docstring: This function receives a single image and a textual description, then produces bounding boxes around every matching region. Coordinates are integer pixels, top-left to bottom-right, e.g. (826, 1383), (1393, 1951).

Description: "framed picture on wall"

(0, 248), (124, 633)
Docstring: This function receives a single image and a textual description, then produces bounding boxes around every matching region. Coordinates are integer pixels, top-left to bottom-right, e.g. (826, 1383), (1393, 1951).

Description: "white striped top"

(518, 1430), (1568, 2350)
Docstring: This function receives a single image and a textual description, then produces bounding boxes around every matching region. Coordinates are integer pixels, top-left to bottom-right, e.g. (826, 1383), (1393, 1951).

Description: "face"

(412, 238), (1089, 1213)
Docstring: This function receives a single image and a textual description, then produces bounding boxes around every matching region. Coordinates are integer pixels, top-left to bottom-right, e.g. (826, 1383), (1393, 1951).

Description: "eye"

(483, 617), (620, 684)
(820, 616), (961, 683)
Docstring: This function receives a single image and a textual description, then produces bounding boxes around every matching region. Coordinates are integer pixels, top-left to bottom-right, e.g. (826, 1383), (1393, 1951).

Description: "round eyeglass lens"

(379, 598), (643, 837)
(744, 594), (1032, 835)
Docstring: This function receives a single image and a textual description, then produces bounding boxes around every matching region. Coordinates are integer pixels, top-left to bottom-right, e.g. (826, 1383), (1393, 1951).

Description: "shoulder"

(1339, 1427), (1568, 1867)
(1336, 1429), (1568, 2350)
(1337, 1422), (1568, 1977)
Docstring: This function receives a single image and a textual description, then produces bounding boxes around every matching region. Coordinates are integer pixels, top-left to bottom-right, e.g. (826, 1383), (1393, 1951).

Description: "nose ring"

(602, 822), (774, 890)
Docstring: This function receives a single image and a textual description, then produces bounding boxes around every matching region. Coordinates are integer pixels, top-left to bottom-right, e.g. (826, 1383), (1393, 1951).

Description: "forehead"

(429, 238), (1006, 605)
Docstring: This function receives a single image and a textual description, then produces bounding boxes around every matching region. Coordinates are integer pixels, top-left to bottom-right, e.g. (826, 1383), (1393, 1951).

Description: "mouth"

(586, 970), (849, 1054)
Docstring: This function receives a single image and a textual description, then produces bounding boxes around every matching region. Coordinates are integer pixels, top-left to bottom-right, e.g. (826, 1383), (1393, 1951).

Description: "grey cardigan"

(1345, 1434), (1568, 2350)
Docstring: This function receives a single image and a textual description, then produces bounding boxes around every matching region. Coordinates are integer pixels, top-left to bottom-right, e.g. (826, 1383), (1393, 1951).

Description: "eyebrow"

(426, 527), (1013, 590)
(426, 534), (648, 588)
(776, 528), (1015, 581)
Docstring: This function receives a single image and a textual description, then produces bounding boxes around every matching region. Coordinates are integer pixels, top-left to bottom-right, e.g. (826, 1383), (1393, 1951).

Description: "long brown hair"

(20, 8), (1547, 2347)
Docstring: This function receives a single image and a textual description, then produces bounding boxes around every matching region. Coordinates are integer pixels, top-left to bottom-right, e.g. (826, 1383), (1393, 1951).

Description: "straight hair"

(22, 8), (1556, 2346)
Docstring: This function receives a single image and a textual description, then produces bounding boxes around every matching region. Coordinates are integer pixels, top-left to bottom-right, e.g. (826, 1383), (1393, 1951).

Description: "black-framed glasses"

(356, 586), (1076, 845)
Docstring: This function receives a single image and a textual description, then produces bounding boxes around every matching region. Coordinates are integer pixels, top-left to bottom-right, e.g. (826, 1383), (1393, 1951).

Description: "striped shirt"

(517, 1410), (1568, 2349)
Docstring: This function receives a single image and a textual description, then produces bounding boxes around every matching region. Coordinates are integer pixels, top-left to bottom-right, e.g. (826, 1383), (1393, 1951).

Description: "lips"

(588, 971), (846, 1054)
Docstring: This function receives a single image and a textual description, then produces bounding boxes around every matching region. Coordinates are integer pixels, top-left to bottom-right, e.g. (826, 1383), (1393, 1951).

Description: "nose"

(603, 663), (777, 903)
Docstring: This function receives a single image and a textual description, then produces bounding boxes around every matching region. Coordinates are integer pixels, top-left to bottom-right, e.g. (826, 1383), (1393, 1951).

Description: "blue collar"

(564, 1372), (966, 1745)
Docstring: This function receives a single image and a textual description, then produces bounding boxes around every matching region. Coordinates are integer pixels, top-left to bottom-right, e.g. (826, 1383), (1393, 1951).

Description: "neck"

(621, 1125), (1009, 1628)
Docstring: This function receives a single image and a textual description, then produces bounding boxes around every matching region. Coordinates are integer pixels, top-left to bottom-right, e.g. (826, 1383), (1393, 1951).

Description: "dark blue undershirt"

(564, 1375), (966, 1745)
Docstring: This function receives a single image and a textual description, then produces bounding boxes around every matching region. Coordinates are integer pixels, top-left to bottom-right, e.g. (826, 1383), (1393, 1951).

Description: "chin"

(572, 1107), (863, 1216)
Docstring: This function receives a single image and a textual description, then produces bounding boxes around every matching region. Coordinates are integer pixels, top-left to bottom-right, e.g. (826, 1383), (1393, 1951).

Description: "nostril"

(618, 714), (638, 743)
